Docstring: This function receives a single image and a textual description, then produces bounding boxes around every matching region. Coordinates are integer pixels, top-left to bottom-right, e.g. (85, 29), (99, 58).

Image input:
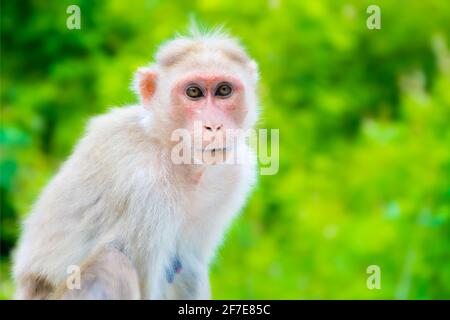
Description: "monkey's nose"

(204, 124), (223, 132)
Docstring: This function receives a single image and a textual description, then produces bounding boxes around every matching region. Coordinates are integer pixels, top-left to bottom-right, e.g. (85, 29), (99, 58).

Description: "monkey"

(12, 28), (260, 300)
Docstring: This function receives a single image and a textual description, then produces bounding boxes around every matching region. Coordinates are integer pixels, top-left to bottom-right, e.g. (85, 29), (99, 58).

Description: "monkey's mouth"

(195, 147), (229, 154)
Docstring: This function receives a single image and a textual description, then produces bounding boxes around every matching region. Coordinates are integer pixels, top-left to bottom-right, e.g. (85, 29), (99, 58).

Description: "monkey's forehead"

(156, 37), (253, 71)
(165, 62), (254, 89)
(161, 50), (254, 82)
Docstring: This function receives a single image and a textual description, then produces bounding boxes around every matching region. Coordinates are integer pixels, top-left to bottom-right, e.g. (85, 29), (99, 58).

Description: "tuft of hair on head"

(155, 23), (258, 80)
(182, 21), (229, 41)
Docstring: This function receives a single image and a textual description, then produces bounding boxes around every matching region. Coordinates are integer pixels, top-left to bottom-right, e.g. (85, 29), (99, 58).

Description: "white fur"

(13, 30), (259, 299)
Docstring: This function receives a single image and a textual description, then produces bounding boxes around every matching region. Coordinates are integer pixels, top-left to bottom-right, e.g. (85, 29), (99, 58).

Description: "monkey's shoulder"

(72, 105), (156, 160)
(85, 105), (147, 140)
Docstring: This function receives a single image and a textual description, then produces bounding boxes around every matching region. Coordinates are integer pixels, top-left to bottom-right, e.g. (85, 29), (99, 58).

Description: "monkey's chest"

(192, 165), (240, 204)
(145, 165), (248, 298)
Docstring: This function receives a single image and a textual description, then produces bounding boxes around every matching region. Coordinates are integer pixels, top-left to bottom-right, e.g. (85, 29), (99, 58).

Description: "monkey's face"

(133, 35), (259, 162)
(169, 71), (251, 156)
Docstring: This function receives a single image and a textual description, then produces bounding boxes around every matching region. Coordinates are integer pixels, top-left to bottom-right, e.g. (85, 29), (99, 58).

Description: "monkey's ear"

(133, 67), (157, 108)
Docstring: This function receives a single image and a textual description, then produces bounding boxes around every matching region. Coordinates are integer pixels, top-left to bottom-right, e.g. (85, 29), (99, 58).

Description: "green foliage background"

(1, 0), (449, 299)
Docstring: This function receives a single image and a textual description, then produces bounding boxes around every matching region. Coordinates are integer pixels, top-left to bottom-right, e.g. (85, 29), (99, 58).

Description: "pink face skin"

(170, 73), (248, 151)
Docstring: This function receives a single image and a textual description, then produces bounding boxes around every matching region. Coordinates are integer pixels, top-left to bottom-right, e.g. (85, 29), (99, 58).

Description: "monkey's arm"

(51, 244), (141, 300)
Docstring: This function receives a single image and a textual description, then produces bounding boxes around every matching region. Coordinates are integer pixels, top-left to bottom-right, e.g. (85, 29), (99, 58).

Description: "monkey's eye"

(215, 84), (233, 97)
(186, 86), (203, 99)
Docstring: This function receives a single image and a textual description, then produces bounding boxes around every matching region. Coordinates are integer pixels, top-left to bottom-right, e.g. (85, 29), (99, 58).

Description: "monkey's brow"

(175, 74), (243, 88)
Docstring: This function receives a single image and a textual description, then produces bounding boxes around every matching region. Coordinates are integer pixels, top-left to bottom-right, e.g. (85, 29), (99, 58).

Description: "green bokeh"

(1, 0), (449, 299)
